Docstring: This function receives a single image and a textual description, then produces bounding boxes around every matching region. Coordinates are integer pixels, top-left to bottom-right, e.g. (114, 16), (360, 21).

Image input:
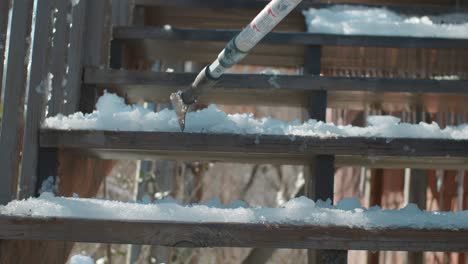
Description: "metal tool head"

(170, 91), (191, 131)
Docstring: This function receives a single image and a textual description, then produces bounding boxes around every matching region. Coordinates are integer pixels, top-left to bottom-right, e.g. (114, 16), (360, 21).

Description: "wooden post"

(368, 168), (383, 264)
(47, 0), (71, 117)
(63, 0), (88, 115)
(19, 0), (54, 199)
(0, 0), (9, 97)
(305, 46), (346, 264)
(83, 0), (112, 68)
(407, 110), (428, 264)
(0, 0), (34, 205)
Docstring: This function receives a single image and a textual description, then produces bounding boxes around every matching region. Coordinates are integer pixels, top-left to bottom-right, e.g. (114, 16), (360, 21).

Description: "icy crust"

(43, 92), (468, 139)
(1, 193), (468, 230)
(70, 255), (94, 264)
(303, 5), (468, 39)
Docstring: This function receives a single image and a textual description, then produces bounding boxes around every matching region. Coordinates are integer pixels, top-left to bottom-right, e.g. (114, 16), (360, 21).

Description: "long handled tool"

(170, 0), (302, 131)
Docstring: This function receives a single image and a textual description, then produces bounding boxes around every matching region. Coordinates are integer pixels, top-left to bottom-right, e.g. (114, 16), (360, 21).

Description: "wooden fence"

(1, 1), (468, 264)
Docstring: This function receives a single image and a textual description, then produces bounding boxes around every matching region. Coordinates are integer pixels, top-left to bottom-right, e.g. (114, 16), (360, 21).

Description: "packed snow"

(43, 92), (468, 139)
(1, 193), (468, 230)
(69, 255), (94, 264)
(303, 5), (468, 39)
(432, 75), (461, 81)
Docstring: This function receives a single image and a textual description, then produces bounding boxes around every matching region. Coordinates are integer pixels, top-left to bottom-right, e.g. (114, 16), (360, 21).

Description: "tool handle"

(208, 0), (302, 79)
(183, 0), (302, 104)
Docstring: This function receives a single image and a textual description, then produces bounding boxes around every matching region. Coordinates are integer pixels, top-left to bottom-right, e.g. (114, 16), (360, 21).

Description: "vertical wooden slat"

(0, 0), (10, 98)
(408, 110), (429, 264)
(63, 0), (87, 115)
(18, 0), (54, 199)
(112, 0), (131, 26)
(0, 0), (34, 205)
(304, 45), (346, 264)
(368, 168), (383, 264)
(47, 0), (71, 117)
(83, 0), (112, 68)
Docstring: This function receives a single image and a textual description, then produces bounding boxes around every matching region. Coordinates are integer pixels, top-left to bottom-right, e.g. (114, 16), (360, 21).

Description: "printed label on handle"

(235, 0), (301, 52)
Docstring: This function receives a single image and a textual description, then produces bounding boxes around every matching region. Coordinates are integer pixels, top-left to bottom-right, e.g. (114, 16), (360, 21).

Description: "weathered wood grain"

(118, 27), (468, 67)
(0, 0), (34, 205)
(19, 0), (54, 199)
(126, 39), (303, 67)
(1, 216), (468, 252)
(85, 69), (468, 93)
(47, 0), (71, 117)
(407, 111), (428, 264)
(114, 27), (468, 49)
(62, 0), (87, 115)
(84, 69), (468, 113)
(39, 130), (468, 169)
(303, 42), (346, 263)
(0, 0), (10, 97)
(112, 0), (131, 26)
(83, 0), (112, 68)
(134, 0), (467, 15)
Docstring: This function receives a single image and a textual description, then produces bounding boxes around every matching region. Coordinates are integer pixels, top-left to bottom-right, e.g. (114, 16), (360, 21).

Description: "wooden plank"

(66, 149), (468, 169)
(39, 130), (468, 168)
(84, 69), (468, 113)
(1, 216), (468, 252)
(112, 0), (131, 26)
(407, 111), (428, 264)
(19, 0), (54, 199)
(62, 0), (87, 115)
(304, 41), (346, 264)
(47, 0), (71, 117)
(125, 39), (304, 67)
(114, 27), (468, 49)
(145, 6), (305, 32)
(134, 0), (468, 15)
(83, 0), (112, 68)
(85, 69), (468, 94)
(0, 0), (34, 205)
(0, 0), (10, 98)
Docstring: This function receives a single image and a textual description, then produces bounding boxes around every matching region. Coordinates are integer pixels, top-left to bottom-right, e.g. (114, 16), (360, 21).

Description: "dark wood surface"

(1, 215), (468, 252)
(40, 130), (468, 169)
(134, 0), (467, 15)
(83, 0), (112, 68)
(48, 0), (70, 117)
(85, 68), (468, 112)
(0, 0), (9, 98)
(114, 27), (468, 49)
(63, 0), (87, 115)
(19, 0), (53, 199)
(303, 43), (346, 263)
(0, 0), (34, 205)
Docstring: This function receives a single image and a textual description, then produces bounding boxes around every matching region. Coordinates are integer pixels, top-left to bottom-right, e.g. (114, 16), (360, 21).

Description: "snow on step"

(44, 92), (468, 139)
(70, 255), (94, 264)
(304, 5), (468, 39)
(1, 193), (468, 230)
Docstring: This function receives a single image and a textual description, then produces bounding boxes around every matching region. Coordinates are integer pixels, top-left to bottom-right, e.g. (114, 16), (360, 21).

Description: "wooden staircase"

(1, 0), (468, 263)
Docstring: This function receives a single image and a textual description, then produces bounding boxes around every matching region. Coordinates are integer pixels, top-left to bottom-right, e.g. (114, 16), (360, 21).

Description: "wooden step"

(40, 130), (468, 169)
(115, 27), (468, 49)
(134, 0), (467, 16)
(2, 215), (468, 251)
(85, 68), (468, 112)
(115, 27), (468, 67)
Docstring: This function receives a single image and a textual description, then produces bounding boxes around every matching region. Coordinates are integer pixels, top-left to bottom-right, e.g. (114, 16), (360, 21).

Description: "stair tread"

(40, 129), (468, 168)
(114, 27), (468, 49)
(134, 0), (467, 16)
(85, 68), (468, 112)
(1, 215), (467, 251)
